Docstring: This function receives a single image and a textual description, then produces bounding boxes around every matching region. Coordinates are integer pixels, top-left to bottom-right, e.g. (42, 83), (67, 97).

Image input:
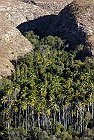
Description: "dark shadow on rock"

(45, 3), (88, 50)
(17, 15), (57, 37)
(17, 2), (91, 58)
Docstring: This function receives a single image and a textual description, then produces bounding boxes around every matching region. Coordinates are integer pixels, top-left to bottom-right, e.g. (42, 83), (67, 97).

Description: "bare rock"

(22, 0), (73, 14)
(0, 0), (50, 78)
(46, 0), (94, 53)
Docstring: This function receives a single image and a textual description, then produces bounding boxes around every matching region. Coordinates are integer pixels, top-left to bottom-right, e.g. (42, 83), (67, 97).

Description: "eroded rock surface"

(0, 0), (50, 78)
(46, 0), (94, 51)
(22, 0), (73, 14)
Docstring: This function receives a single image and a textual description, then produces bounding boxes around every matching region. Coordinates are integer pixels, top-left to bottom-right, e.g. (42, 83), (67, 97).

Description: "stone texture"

(46, 0), (94, 52)
(0, 58), (14, 79)
(22, 0), (73, 14)
(0, 0), (50, 78)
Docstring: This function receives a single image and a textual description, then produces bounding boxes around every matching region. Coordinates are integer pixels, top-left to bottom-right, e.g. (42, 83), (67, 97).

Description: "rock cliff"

(0, 0), (50, 78)
(20, 0), (94, 53)
(22, 0), (73, 14)
(46, 0), (94, 51)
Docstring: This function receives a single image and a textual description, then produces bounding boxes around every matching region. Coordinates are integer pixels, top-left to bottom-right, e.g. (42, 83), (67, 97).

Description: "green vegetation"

(0, 31), (94, 140)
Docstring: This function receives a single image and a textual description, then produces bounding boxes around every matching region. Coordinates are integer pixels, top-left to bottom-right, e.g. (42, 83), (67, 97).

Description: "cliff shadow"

(17, 15), (57, 38)
(17, 2), (91, 58)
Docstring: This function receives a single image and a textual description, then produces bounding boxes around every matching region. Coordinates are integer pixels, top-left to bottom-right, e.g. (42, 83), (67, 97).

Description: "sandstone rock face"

(0, 0), (50, 78)
(46, 0), (94, 51)
(18, 0), (73, 38)
(22, 0), (73, 14)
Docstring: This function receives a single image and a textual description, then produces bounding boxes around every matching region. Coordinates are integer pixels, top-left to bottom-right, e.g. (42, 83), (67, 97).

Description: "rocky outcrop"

(21, 0), (94, 53)
(22, 0), (73, 14)
(46, 0), (94, 51)
(17, 0), (73, 38)
(0, 0), (50, 78)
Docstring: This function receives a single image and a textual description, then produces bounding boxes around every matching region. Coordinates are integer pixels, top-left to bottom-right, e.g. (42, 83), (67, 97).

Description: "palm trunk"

(53, 111), (56, 126)
(14, 112), (16, 128)
(22, 110), (25, 129)
(59, 108), (61, 123)
(18, 107), (21, 126)
(26, 108), (28, 134)
(8, 119), (10, 140)
(67, 110), (70, 125)
(32, 107), (34, 128)
(24, 64), (27, 79)
(80, 108), (83, 133)
(76, 109), (79, 130)
(87, 104), (90, 112)
(72, 110), (73, 127)
(65, 107), (67, 130)
(62, 106), (65, 127)
(38, 114), (40, 129)
(91, 102), (94, 119)
(42, 111), (45, 128)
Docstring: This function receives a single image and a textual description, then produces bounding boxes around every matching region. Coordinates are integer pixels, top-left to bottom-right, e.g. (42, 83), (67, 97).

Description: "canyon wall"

(0, 0), (50, 79)
(46, 0), (94, 52)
